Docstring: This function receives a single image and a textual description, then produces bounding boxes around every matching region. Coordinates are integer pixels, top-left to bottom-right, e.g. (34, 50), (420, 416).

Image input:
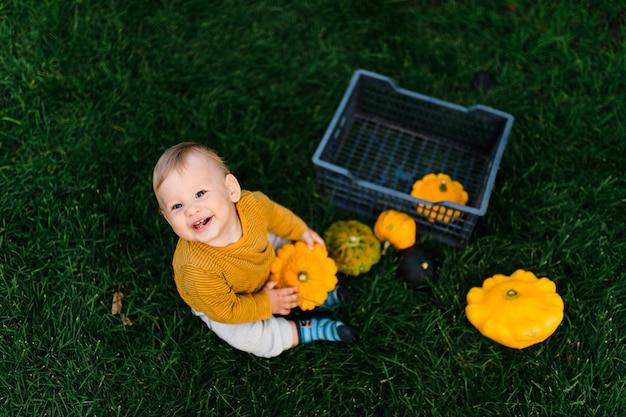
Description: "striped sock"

(320, 286), (351, 309)
(297, 317), (354, 344)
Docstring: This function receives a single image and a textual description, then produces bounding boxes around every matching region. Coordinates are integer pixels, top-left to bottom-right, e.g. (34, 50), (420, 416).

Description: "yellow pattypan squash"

(374, 209), (416, 253)
(270, 241), (338, 311)
(465, 269), (564, 349)
(324, 220), (381, 276)
(410, 173), (468, 223)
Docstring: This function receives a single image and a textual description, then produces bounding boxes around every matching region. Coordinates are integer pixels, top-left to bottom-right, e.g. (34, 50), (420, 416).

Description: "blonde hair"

(152, 142), (230, 194)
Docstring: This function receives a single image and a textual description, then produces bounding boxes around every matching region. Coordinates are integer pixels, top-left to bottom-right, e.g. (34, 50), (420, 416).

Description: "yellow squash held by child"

(410, 172), (468, 223)
(270, 241), (338, 311)
(465, 269), (564, 349)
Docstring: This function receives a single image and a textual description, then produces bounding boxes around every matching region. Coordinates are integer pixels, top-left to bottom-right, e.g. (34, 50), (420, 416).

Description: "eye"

(195, 190), (206, 198)
(171, 203), (182, 211)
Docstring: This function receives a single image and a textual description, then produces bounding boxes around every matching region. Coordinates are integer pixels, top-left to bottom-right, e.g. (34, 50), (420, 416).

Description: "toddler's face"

(156, 153), (242, 247)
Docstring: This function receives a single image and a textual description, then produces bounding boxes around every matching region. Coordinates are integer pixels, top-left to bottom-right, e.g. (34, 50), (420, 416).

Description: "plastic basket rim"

(316, 173), (485, 216)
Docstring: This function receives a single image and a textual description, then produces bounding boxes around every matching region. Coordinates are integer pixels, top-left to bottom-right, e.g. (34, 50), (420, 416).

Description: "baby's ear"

(225, 174), (241, 203)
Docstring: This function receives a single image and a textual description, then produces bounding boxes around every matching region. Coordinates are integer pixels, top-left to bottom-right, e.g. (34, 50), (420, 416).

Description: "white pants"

(193, 310), (294, 358)
(192, 233), (295, 358)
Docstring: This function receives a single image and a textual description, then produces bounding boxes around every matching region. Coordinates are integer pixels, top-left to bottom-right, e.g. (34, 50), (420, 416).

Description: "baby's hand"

(264, 280), (300, 315)
(300, 228), (325, 250)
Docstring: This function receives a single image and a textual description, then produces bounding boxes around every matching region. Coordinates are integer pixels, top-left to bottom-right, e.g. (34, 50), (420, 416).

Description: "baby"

(152, 142), (353, 358)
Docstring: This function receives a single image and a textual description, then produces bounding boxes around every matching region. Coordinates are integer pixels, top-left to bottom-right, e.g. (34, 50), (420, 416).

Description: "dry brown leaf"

(120, 313), (133, 326)
(111, 291), (124, 315)
(111, 290), (133, 325)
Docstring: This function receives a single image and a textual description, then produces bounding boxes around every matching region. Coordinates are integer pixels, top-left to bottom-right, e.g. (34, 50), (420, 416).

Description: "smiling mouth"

(192, 217), (211, 231)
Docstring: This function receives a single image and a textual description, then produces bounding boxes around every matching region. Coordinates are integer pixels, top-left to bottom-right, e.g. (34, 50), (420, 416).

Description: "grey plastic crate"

(312, 69), (514, 247)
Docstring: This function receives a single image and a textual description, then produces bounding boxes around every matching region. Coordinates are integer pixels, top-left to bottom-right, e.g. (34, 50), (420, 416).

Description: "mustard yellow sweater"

(172, 191), (309, 324)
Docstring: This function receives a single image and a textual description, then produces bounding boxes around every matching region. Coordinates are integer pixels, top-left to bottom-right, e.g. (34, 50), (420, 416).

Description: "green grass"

(1, 0), (625, 415)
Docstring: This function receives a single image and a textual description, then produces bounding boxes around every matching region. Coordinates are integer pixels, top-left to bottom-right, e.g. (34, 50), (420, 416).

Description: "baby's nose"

(185, 203), (201, 216)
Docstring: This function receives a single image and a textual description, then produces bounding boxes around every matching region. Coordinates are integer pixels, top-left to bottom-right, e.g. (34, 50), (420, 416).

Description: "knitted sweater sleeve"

(252, 191), (309, 241)
(178, 263), (272, 324)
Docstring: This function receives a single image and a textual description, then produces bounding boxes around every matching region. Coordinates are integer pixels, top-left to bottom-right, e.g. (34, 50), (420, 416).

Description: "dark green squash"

(397, 246), (437, 288)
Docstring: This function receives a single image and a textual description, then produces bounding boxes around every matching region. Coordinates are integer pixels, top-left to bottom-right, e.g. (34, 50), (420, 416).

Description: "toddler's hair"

(152, 142), (230, 194)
